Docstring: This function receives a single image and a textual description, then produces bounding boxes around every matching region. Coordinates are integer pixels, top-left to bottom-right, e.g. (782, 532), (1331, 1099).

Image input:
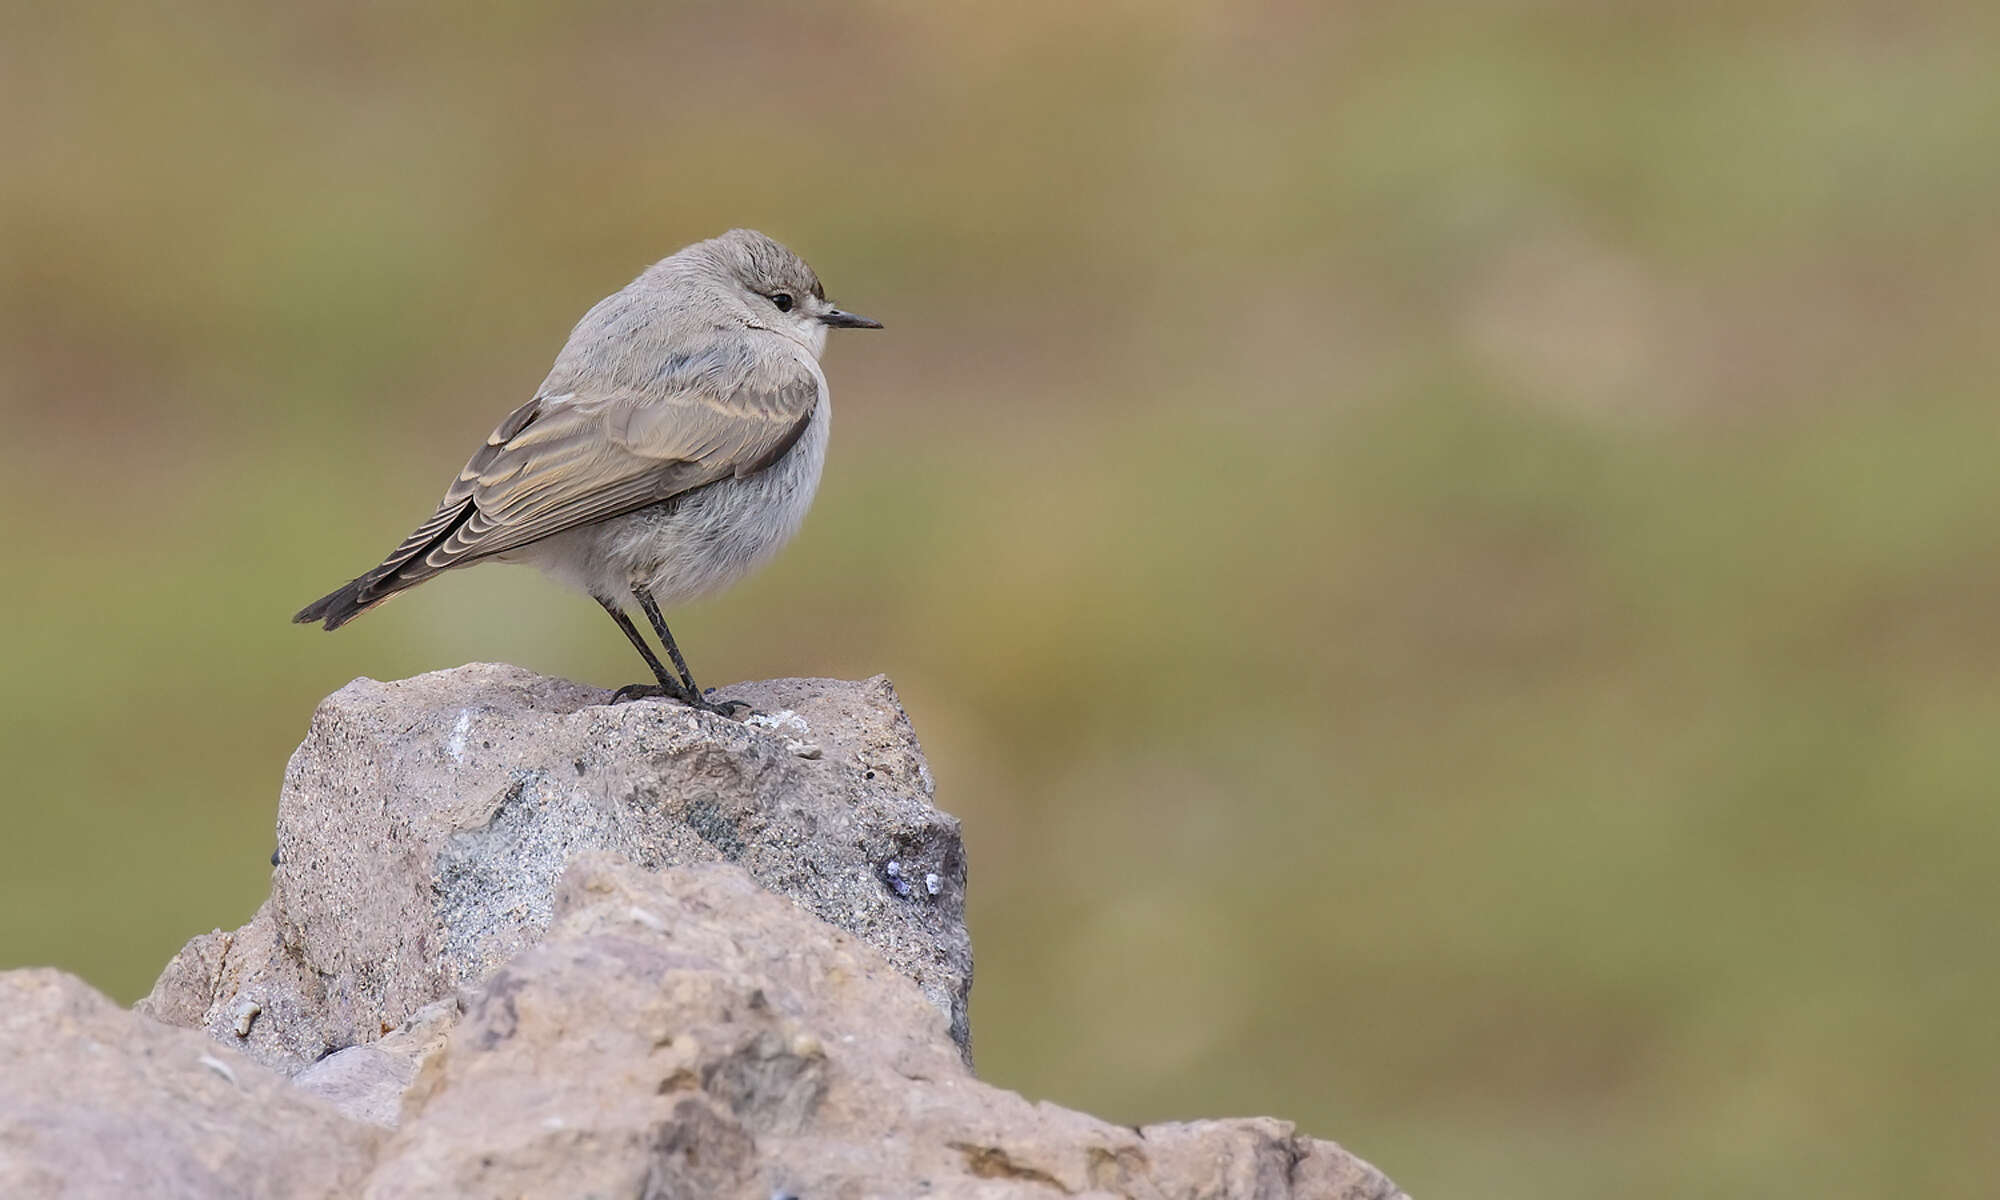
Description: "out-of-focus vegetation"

(4, 3), (1997, 1195)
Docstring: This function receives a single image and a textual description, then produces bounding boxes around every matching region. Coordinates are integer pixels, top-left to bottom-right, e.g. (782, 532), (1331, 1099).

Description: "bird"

(293, 229), (881, 715)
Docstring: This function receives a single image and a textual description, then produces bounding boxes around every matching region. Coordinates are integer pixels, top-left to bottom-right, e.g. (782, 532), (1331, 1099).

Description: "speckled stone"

(140, 664), (970, 1074)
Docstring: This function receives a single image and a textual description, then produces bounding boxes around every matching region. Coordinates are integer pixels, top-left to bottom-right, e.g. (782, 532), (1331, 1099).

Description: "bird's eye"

(770, 292), (794, 313)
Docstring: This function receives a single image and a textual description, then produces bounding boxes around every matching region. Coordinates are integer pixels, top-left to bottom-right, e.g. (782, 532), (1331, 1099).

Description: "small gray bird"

(294, 229), (880, 714)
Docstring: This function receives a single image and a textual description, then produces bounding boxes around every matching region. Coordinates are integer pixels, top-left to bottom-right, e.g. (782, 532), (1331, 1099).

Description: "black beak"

(819, 308), (883, 329)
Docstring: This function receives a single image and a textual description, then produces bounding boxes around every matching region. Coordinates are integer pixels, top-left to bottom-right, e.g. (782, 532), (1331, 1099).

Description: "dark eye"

(770, 292), (794, 312)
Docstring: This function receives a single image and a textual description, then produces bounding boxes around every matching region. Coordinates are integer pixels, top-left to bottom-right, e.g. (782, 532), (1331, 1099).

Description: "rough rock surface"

(3, 665), (1410, 1198)
(0, 969), (380, 1199)
(4, 859), (1403, 1198)
(141, 664), (970, 1072)
(365, 855), (1406, 1200)
(138, 899), (331, 1069)
(289, 998), (456, 1128)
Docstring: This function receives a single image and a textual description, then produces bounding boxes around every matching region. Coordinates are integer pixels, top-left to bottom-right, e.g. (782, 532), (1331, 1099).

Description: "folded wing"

(295, 343), (821, 629)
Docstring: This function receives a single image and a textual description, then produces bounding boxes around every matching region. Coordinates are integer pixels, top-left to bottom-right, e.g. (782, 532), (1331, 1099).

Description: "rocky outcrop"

(138, 664), (971, 1071)
(364, 855), (1405, 1199)
(3, 665), (1405, 1198)
(0, 970), (380, 1199)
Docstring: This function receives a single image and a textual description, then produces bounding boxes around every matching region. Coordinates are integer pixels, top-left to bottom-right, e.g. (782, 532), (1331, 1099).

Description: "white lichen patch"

(745, 708), (822, 758)
(745, 708), (808, 734)
(447, 710), (472, 764)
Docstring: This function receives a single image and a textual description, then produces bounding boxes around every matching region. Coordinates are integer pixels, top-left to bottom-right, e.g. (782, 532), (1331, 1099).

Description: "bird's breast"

(609, 394), (830, 605)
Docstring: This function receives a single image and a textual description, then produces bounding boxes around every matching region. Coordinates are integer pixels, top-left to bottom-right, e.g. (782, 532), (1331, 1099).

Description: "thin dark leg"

(633, 584), (750, 716)
(633, 585), (700, 696)
(596, 597), (689, 703)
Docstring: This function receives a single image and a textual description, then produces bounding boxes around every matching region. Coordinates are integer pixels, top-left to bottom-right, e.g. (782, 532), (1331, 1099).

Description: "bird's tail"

(293, 578), (387, 631)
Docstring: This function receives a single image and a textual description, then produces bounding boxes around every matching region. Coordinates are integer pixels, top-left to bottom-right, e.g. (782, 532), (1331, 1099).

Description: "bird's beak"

(819, 308), (883, 329)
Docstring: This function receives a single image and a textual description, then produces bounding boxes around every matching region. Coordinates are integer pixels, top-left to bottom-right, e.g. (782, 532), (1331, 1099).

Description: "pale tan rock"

(119, 667), (1404, 1198)
(290, 998), (457, 1128)
(0, 969), (380, 1200)
(361, 855), (1403, 1200)
(144, 664), (970, 1074)
(137, 900), (332, 1069)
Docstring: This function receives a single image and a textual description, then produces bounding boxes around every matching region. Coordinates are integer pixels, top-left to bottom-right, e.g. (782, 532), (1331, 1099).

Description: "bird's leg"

(633, 584), (751, 717)
(632, 585), (699, 696)
(596, 597), (692, 705)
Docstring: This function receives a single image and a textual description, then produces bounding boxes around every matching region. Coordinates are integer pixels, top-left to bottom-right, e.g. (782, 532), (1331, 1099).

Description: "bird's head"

(684, 228), (881, 356)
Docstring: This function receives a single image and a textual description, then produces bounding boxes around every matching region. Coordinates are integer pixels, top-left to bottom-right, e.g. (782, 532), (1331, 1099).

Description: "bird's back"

(295, 273), (826, 628)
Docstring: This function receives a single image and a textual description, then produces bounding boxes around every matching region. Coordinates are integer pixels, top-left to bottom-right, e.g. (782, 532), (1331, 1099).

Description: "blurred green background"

(4, 2), (1997, 1195)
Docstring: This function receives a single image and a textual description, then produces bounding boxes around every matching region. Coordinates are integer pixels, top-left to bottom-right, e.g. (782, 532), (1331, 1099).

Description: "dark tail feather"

(295, 497), (477, 630)
(293, 578), (377, 630)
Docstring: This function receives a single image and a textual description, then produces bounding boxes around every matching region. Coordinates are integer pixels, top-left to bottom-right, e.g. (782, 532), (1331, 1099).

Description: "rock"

(143, 664), (970, 1073)
(291, 999), (456, 1128)
(291, 1046), (416, 1130)
(136, 900), (329, 1068)
(17, 858), (1403, 1198)
(0, 969), (380, 1199)
(362, 854), (1404, 1200)
(98, 666), (1405, 1198)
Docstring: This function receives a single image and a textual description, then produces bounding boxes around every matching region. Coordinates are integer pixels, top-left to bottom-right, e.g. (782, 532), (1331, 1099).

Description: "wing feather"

(295, 337), (822, 627)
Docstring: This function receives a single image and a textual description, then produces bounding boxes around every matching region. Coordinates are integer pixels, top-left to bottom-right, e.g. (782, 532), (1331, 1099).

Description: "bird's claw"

(610, 682), (688, 705)
(609, 682), (751, 720)
(694, 691), (754, 719)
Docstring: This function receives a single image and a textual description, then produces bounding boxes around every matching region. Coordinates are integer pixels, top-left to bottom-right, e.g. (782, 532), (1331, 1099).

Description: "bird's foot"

(610, 682), (690, 705)
(692, 689), (754, 719)
(609, 682), (751, 720)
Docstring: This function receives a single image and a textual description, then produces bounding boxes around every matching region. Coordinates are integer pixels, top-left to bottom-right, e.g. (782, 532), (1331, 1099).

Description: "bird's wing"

(302, 344), (821, 622)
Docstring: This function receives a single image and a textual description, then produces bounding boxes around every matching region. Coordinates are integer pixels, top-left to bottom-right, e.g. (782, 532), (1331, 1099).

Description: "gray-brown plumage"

(295, 229), (880, 712)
